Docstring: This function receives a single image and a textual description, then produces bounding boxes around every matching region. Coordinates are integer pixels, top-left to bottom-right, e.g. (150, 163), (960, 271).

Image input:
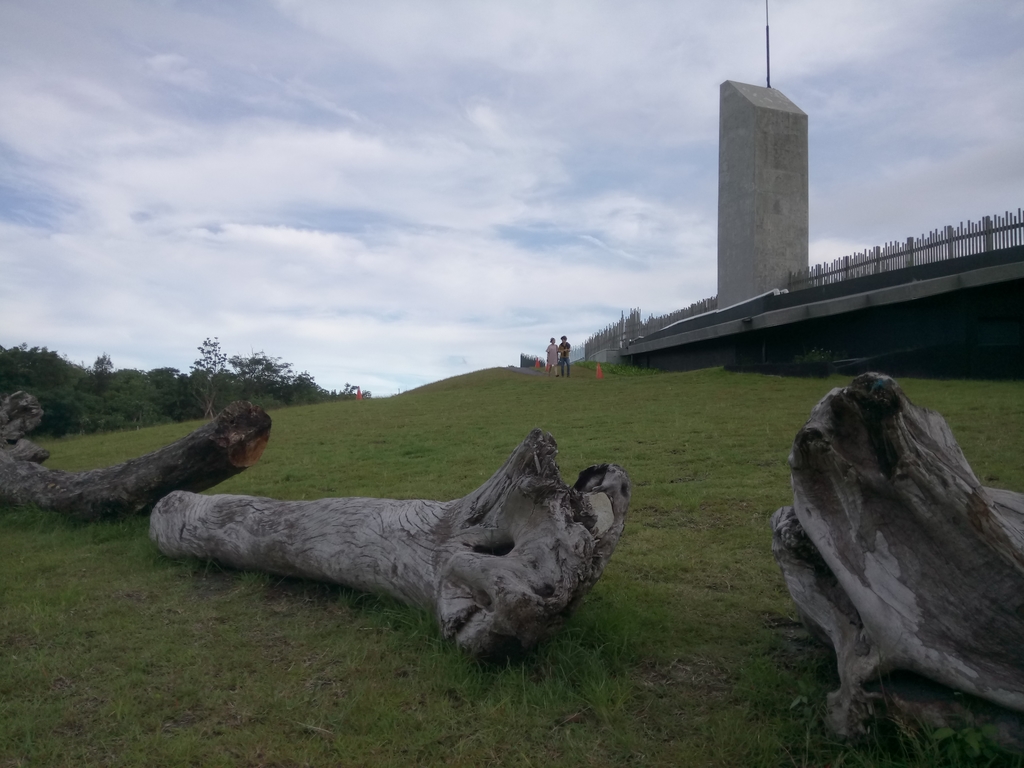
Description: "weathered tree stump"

(0, 398), (271, 522)
(1, 391), (49, 464)
(151, 428), (630, 660)
(771, 373), (1024, 750)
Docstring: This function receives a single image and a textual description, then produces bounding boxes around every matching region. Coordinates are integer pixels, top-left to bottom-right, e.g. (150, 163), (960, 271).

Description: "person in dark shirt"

(557, 336), (571, 378)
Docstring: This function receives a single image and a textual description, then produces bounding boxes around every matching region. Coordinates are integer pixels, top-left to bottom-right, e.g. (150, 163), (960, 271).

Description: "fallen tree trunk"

(151, 428), (630, 660)
(0, 400), (271, 522)
(771, 373), (1024, 750)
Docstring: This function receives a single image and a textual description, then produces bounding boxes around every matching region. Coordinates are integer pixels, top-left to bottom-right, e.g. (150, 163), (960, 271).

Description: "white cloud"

(144, 54), (209, 91)
(1, 1), (1022, 394)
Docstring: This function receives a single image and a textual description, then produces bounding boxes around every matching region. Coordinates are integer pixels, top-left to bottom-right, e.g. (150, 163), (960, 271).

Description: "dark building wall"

(633, 342), (737, 373)
(639, 245), (1024, 347)
(633, 277), (1024, 379)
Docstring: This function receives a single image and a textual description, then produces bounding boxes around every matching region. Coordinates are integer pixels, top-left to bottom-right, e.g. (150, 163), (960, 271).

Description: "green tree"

(0, 344), (90, 435)
(228, 352), (336, 406)
(190, 337), (231, 419)
(338, 383), (371, 399)
(229, 350), (293, 405)
(147, 367), (196, 422)
(2, 340), (346, 433)
(90, 353), (114, 395)
(0, 344), (86, 394)
(35, 389), (87, 437)
(103, 369), (160, 427)
(290, 371), (330, 404)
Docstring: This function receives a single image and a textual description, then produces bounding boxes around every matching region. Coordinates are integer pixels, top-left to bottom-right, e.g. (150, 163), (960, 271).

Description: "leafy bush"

(573, 360), (661, 376)
(793, 348), (837, 363)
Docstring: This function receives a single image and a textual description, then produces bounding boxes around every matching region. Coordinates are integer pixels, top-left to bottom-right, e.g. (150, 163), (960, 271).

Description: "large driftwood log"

(771, 373), (1024, 749)
(0, 400), (271, 522)
(151, 429), (630, 660)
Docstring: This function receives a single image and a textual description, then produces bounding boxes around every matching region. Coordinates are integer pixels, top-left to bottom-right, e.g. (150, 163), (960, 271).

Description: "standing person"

(557, 336), (571, 378)
(545, 338), (558, 376)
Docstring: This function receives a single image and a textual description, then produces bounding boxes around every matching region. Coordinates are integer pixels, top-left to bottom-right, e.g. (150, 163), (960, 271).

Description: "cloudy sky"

(2, 1), (1022, 394)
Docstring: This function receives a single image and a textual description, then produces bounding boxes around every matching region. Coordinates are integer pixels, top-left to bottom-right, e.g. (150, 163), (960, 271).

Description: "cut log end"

(211, 401), (273, 468)
(226, 432), (269, 467)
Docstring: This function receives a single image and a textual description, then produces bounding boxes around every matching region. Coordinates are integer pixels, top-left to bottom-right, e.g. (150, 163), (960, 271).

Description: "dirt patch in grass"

(636, 505), (729, 531)
(637, 656), (732, 701)
(669, 473), (709, 483)
(113, 589), (150, 603)
(187, 569), (236, 599)
(762, 613), (835, 673)
(262, 578), (341, 606)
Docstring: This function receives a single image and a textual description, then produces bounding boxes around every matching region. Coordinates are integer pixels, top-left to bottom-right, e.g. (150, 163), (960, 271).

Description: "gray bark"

(771, 373), (1024, 750)
(1, 391), (49, 463)
(151, 428), (630, 660)
(0, 391), (44, 442)
(0, 400), (271, 522)
(7, 438), (49, 464)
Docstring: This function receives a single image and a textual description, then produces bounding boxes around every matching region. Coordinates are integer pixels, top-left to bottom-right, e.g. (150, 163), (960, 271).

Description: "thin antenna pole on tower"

(765, 0), (771, 88)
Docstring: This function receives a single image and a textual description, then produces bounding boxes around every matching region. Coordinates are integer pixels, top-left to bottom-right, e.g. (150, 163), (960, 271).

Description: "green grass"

(2, 366), (1023, 767)
(573, 360), (662, 376)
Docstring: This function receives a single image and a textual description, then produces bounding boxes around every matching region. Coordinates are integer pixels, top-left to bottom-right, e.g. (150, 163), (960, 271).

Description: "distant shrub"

(793, 348), (837, 363)
(573, 360), (661, 376)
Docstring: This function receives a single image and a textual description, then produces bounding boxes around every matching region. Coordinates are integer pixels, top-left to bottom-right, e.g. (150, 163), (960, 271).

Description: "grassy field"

(2, 366), (1023, 767)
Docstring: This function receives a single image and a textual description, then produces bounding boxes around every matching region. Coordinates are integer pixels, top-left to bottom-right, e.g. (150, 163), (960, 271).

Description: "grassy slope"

(1, 367), (1022, 767)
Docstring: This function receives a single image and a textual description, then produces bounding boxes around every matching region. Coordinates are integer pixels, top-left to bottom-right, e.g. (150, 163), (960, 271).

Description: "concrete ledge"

(625, 261), (1024, 356)
(591, 348), (624, 365)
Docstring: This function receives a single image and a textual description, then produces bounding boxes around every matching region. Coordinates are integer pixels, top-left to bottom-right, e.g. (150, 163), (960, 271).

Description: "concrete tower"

(717, 80), (808, 308)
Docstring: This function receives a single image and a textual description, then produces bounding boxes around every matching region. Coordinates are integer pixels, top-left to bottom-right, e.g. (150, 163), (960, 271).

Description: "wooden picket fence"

(788, 209), (1024, 292)
(519, 353), (543, 368)
(576, 296), (718, 361)
(566, 207), (1022, 364)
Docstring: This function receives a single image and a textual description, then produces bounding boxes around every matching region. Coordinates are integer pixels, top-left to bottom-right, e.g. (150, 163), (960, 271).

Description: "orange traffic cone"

(596, 363), (604, 379)
(356, 387), (362, 400)
(535, 358), (541, 369)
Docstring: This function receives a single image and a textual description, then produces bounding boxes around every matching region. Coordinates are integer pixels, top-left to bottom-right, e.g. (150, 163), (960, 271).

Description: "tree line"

(0, 338), (370, 437)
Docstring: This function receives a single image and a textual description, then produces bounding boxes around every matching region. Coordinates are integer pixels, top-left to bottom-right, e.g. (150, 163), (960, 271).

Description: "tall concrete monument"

(717, 80), (808, 308)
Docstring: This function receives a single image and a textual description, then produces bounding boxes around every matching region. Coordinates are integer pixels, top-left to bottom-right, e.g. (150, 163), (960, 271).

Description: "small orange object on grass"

(596, 363), (604, 379)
